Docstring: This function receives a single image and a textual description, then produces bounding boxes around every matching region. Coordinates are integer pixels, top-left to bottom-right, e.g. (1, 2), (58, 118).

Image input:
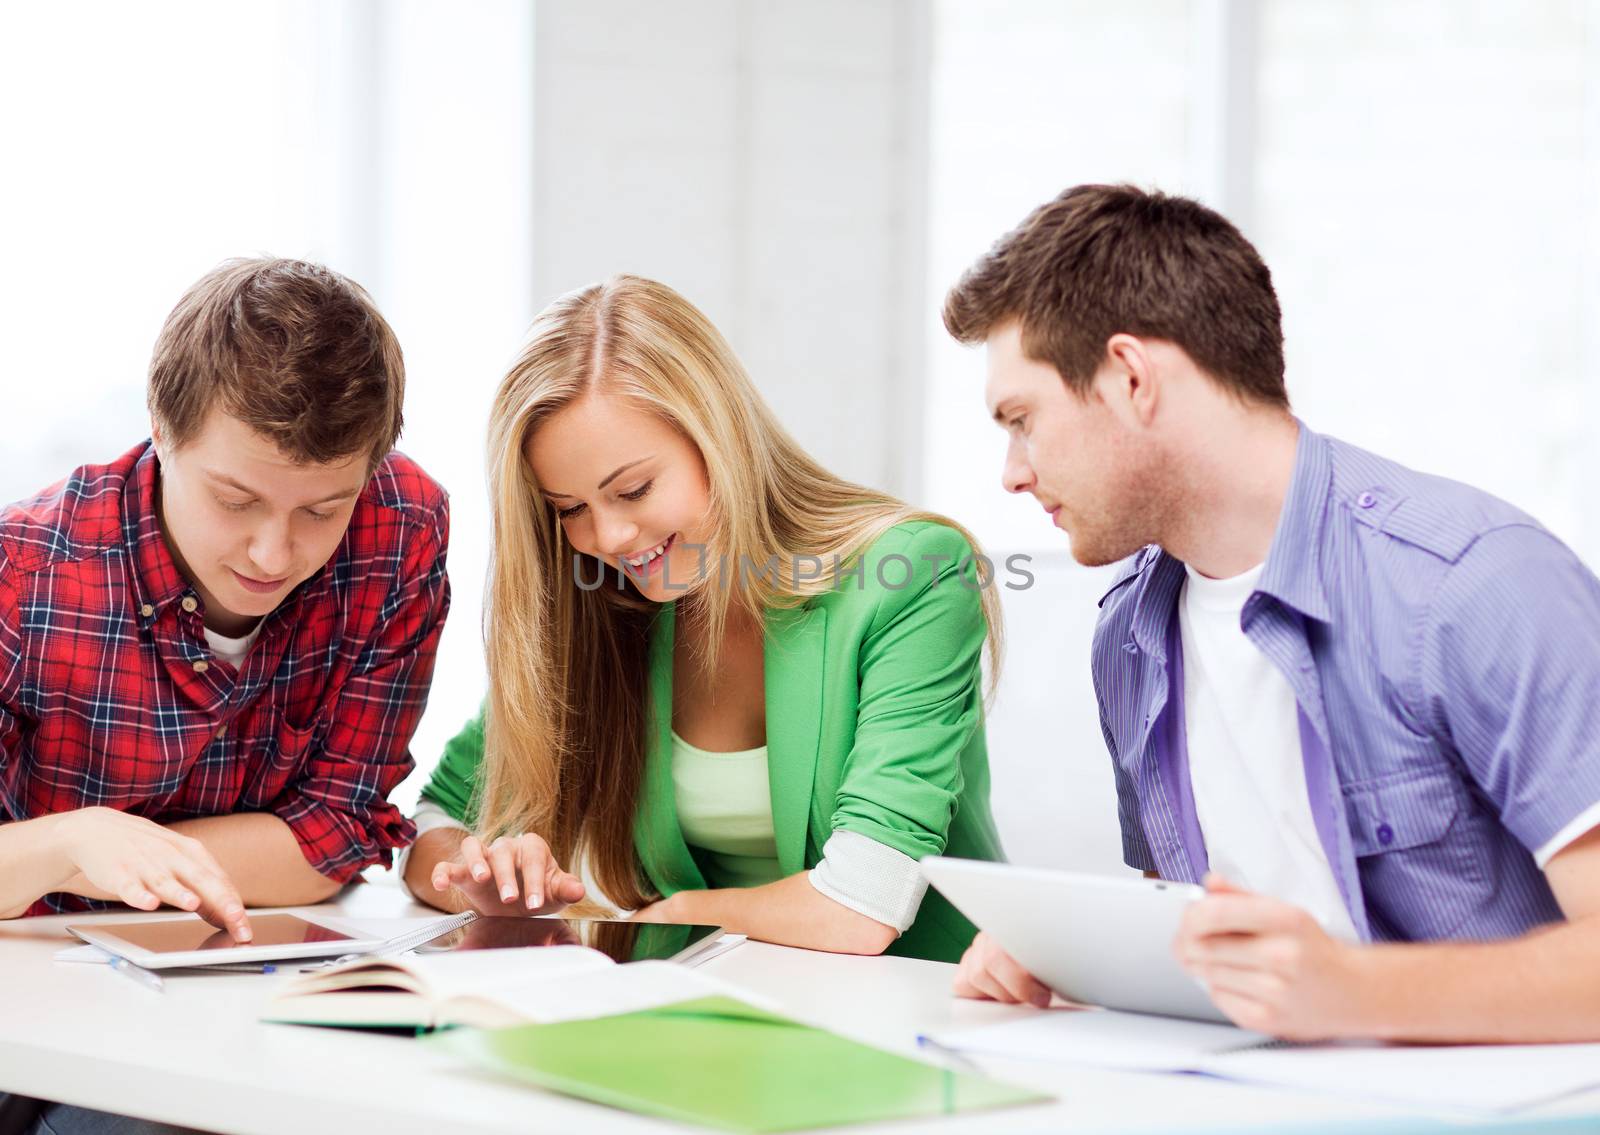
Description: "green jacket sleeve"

(829, 524), (987, 860)
(420, 705), (486, 828)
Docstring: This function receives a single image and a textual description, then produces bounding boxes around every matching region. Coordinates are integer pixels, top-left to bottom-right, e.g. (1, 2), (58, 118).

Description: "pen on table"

(108, 956), (165, 994)
(916, 1033), (984, 1074)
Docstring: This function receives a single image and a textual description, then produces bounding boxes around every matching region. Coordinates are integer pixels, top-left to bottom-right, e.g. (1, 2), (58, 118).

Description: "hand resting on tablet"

(41, 807), (251, 941)
(428, 831), (587, 917)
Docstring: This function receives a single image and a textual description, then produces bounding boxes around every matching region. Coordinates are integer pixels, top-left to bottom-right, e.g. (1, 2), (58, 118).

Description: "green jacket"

(421, 521), (1003, 962)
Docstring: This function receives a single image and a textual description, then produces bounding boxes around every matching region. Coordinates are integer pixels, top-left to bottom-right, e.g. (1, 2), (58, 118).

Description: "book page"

(417, 945), (615, 1000)
(448, 960), (741, 1027)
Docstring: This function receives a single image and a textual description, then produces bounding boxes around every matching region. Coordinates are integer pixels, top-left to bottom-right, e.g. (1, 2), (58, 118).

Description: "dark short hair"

(148, 257), (406, 467)
(943, 184), (1287, 407)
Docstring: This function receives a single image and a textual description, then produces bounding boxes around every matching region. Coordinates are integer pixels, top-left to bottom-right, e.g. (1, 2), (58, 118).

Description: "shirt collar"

(1254, 420), (1334, 624)
(1128, 548), (1186, 660)
(122, 442), (194, 619)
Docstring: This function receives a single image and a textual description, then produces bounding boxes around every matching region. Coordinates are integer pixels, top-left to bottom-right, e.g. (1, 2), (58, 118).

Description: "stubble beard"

(1063, 450), (1177, 568)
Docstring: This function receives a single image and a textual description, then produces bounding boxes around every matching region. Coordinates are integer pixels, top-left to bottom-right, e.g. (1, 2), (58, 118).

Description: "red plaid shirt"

(0, 441), (449, 916)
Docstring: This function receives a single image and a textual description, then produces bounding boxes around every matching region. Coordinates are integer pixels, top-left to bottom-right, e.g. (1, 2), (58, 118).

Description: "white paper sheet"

(1203, 1040), (1600, 1115)
(932, 1009), (1600, 1114)
(931, 1007), (1265, 1071)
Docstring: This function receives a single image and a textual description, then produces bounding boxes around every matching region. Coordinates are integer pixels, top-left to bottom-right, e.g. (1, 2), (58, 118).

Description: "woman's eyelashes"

(555, 479), (654, 520)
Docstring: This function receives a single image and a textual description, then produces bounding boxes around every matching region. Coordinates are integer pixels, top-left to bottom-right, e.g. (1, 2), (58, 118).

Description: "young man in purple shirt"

(943, 184), (1600, 1042)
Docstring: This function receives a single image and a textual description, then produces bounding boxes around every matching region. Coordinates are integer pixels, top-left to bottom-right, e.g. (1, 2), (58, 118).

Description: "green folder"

(430, 995), (1050, 1132)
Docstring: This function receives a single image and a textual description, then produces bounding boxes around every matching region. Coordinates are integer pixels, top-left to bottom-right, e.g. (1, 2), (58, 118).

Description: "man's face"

(984, 322), (1166, 566)
(154, 408), (369, 634)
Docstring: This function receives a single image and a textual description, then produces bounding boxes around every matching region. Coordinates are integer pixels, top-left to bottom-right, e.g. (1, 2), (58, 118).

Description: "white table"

(3, 879), (1597, 1135)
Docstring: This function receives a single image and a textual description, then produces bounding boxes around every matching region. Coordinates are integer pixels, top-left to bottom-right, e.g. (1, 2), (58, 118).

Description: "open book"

(262, 947), (736, 1031)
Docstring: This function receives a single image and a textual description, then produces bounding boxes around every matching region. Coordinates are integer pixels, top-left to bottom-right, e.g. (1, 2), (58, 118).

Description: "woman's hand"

(953, 931), (1052, 1007)
(429, 832), (586, 916)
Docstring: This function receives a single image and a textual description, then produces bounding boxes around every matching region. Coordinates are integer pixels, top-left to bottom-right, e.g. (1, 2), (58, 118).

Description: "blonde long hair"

(479, 276), (1002, 911)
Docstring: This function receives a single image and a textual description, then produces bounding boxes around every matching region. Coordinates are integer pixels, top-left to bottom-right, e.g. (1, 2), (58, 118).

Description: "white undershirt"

(202, 622), (262, 670)
(1179, 563), (1360, 941)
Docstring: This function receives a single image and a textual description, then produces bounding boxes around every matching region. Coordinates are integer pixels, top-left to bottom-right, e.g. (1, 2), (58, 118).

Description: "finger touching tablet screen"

(69, 913), (382, 969)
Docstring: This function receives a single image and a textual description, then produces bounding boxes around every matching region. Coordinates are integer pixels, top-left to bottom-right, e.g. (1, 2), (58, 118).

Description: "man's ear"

(1096, 334), (1159, 427)
(149, 417), (167, 461)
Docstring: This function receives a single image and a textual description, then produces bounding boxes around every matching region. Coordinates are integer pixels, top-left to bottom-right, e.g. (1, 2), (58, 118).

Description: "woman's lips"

(623, 532), (677, 577)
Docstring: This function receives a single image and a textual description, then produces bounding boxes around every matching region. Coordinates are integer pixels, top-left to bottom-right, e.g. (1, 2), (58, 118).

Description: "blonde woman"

(404, 277), (1003, 961)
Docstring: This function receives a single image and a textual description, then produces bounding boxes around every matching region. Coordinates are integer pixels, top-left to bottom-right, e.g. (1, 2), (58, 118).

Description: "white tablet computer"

(68, 912), (385, 970)
(921, 856), (1228, 1023)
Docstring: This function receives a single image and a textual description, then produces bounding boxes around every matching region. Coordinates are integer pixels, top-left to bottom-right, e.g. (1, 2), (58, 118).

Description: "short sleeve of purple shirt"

(1419, 523), (1600, 862)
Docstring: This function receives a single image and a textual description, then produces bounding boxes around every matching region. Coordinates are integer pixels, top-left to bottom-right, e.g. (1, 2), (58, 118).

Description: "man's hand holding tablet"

(46, 807), (252, 941)
(1171, 873), (1364, 1040)
(945, 865), (1360, 1037)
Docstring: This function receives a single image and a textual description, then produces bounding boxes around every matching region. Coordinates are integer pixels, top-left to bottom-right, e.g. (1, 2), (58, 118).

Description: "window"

(0, 0), (534, 811)
(922, 0), (1600, 871)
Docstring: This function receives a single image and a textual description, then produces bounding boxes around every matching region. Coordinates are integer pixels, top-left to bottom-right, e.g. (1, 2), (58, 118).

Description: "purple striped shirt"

(1094, 424), (1600, 942)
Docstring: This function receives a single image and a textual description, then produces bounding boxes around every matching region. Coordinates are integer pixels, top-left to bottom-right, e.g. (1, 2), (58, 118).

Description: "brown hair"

(148, 257), (406, 467)
(943, 184), (1287, 407)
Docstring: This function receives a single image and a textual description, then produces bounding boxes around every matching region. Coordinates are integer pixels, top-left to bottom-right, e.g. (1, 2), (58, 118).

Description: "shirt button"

(215, 724), (228, 740)
(1357, 491), (1378, 509)
(181, 596), (199, 613)
(1376, 822), (1395, 846)
(193, 659), (210, 674)
(139, 604), (154, 618)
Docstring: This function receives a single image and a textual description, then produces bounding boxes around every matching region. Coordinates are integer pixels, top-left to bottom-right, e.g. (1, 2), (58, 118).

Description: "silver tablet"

(921, 856), (1228, 1023)
(68, 912), (385, 970)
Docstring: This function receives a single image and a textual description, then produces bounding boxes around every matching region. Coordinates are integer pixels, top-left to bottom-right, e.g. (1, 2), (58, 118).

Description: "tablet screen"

(417, 916), (721, 963)
(89, 914), (354, 955)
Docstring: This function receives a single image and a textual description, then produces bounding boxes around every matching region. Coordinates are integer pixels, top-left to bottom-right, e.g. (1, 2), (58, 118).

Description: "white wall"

(361, 1), (537, 807)
(527, 0), (930, 497)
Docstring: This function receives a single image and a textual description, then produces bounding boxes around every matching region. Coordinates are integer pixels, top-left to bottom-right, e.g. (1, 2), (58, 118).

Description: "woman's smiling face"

(527, 392), (713, 602)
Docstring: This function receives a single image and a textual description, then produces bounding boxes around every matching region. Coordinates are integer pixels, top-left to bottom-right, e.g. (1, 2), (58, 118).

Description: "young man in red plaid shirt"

(0, 257), (450, 943)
